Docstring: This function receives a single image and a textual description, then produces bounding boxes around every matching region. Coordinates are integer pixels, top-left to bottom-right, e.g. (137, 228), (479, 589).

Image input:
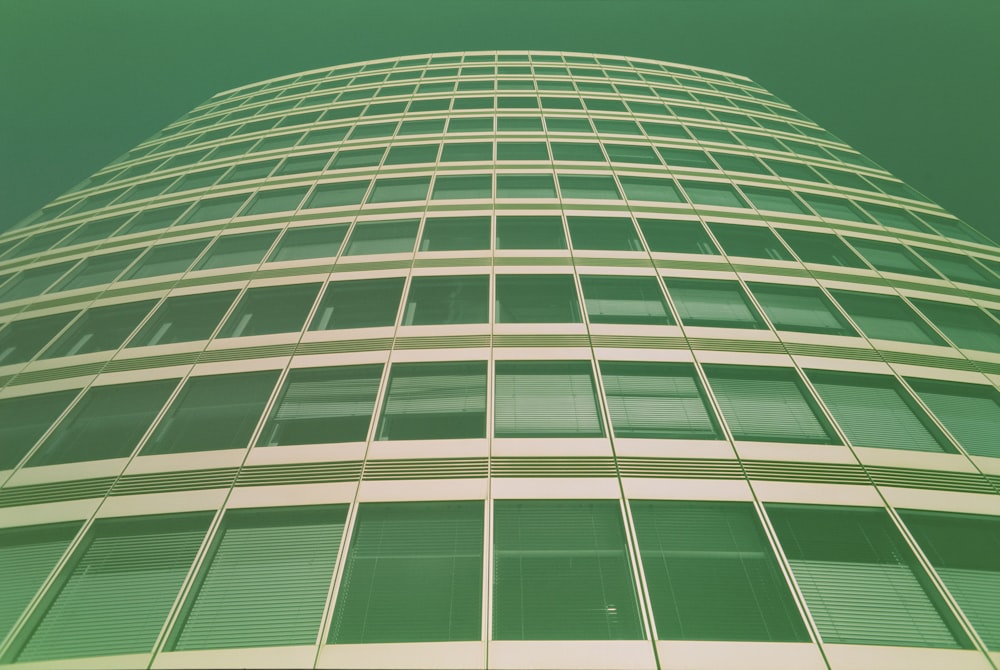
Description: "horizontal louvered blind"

(910, 380), (1000, 459)
(580, 276), (673, 325)
(748, 283), (851, 335)
(935, 569), (1000, 648)
(599, 361), (720, 439)
(262, 364), (382, 445)
(17, 514), (210, 663)
(768, 505), (966, 649)
(493, 500), (642, 640)
(809, 371), (948, 453)
(173, 506), (346, 650)
(705, 366), (836, 443)
(330, 501), (483, 643)
(666, 279), (763, 328)
(377, 361), (487, 439)
(0, 524), (79, 642)
(495, 361), (604, 437)
(630, 501), (807, 642)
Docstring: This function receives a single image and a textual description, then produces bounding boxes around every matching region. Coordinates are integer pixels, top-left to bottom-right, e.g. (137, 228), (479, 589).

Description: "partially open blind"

(495, 361), (604, 437)
(908, 379), (1000, 459)
(377, 361), (487, 440)
(665, 279), (764, 328)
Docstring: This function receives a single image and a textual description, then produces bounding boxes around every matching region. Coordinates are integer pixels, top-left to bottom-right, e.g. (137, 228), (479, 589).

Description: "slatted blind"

(580, 275), (673, 325)
(495, 361), (604, 437)
(665, 278), (764, 328)
(377, 361), (487, 439)
(261, 364), (381, 446)
(912, 300), (1000, 354)
(900, 510), (1000, 649)
(908, 379), (1000, 459)
(831, 290), (944, 346)
(704, 366), (836, 443)
(173, 506), (346, 650)
(0, 523), (80, 643)
(16, 514), (210, 663)
(748, 283), (854, 335)
(630, 501), (807, 641)
(493, 500), (643, 640)
(808, 371), (950, 453)
(768, 505), (967, 649)
(599, 361), (720, 439)
(330, 501), (483, 643)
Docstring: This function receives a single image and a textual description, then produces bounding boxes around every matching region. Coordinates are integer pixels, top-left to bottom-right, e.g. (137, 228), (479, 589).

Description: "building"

(0, 51), (999, 670)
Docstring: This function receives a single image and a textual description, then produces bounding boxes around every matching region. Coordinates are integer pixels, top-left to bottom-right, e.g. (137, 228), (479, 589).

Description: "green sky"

(1, 0), (997, 239)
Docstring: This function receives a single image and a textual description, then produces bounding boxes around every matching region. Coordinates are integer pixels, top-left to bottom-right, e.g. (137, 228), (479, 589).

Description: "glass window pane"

(497, 141), (549, 160)
(657, 147), (712, 169)
(917, 249), (1000, 288)
(551, 142), (605, 162)
(243, 187), (309, 216)
(908, 378), (1000, 459)
(440, 142), (493, 162)
(218, 283), (321, 338)
(330, 501), (483, 643)
(604, 143), (660, 164)
(27, 379), (178, 465)
(581, 275), (672, 325)
(741, 186), (810, 215)
(51, 250), (140, 292)
(195, 231), (279, 270)
(219, 160), (278, 185)
(778, 229), (867, 268)
(619, 176), (683, 203)
(847, 237), (938, 277)
(709, 223), (793, 261)
(496, 174), (557, 198)
(377, 361), (487, 440)
(831, 290), (945, 346)
(56, 215), (129, 247)
(403, 275), (489, 325)
(432, 174), (492, 199)
(330, 147), (385, 170)
(631, 501), (807, 641)
(0, 390), (78, 470)
(494, 360), (604, 437)
(799, 193), (872, 223)
(747, 283), (856, 336)
(493, 500), (642, 640)
(600, 361), (719, 439)
(704, 365), (837, 444)
(344, 219), (419, 255)
(305, 180), (371, 208)
(912, 299), (1000, 353)
(310, 277), (404, 330)
(128, 291), (237, 347)
(41, 300), (155, 358)
(259, 364), (383, 446)
(680, 181), (750, 208)
(558, 174), (622, 199)
(638, 219), (718, 255)
(123, 239), (209, 280)
(268, 224), (347, 262)
(119, 204), (190, 236)
(495, 274), (581, 323)
(141, 371), (279, 455)
(383, 144), (439, 165)
(173, 506), (346, 650)
(274, 153), (332, 176)
(367, 176), (431, 203)
(0, 312), (76, 366)
(419, 216), (490, 251)
(568, 216), (642, 251)
(180, 194), (248, 226)
(665, 278), (765, 329)
(862, 203), (930, 233)
(495, 215), (566, 250)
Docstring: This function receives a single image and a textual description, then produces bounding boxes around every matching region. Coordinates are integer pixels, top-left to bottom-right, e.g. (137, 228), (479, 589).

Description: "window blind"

(831, 290), (944, 346)
(908, 378), (1000, 459)
(748, 283), (855, 335)
(377, 361), (487, 440)
(495, 361), (604, 437)
(665, 279), (765, 329)
(581, 275), (673, 325)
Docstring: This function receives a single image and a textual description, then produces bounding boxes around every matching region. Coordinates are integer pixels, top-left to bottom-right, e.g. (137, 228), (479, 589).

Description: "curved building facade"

(1, 52), (999, 670)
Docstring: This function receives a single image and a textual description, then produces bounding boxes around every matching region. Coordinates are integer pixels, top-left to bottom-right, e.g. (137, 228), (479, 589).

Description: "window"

(493, 500), (642, 640)
(495, 215), (566, 249)
(657, 147), (712, 169)
(330, 502), (483, 643)
(807, 370), (952, 453)
(51, 250), (140, 292)
(567, 216), (643, 251)
(194, 231), (279, 270)
(419, 216), (490, 251)
(830, 290), (945, 346)
(0, 523), (81, 642)
(740, 186), (810, 215)
(0, 312), (76, 366)
(917, 249), (1000, 288)
(344, 219), (419, 255)
(747, 283), (856, 335)
(27, 379), (177, 466)
(123, 239), (209, 280)
(431, 174), (492, 199)
(580, 275), (672, 325)
(798, 193), (871, 223)
(367, 176), (431, 203)
(912, 299), (1000, 353)
(128, 291), (237, 347)
(494, 360), (604, 437)
(305, 179), (370, 208)
(0, 391), (77, 470)
(172, 506), (346, 650)
(862, 203), (930, 234)
(703, 365), (837, 443)
(440, 142), (493, 162)
(403, 275), (489, 325)
(141, 371), (278, 455)
(258, 364), (382, 446)
(546, 117), (593, 133)
(711, 152), (770, 175)
(377, 361), (487, 440)
(120, 204), (190, 235)
(679, 181), (749, 208)
(218, 283), (320, 338)
(166, 167), (227, 192)
(631, 501), (807, 641)
(220, 160), (278, 185)
(664, 278), (765, 329)
(383, 143), (439, 165)
(764, 159), (821, 182)
(846, 237), (938, 278)
(495, 174), (557, 198)
(907, 378), (1000, 459)
(495, 274), (581, 323)
(56, 215), (129, 247)
(899, 510), (1000, 649)
(274, 153), (332, 176)
(41, 300), (154, 358)
(179, 194), (248, 225)
(778, 229), (867, 268)
(919, 213), (993, 245)
(310, 278), (404, 330)
(497, 141), (549, 160)
(268, 224), (347, 262)
(604, 143), (660, 165)
(551, 142), (605, 162)
(709, 223), (793, 261)
(13, 514), (210, 663)
(638, 219), (718, 255)
(599, 361), (720, 438)
(558, 174), (622, 199)
(767, 505), (969, 648)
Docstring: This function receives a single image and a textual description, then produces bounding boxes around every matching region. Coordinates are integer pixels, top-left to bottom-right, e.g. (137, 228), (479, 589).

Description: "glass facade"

(0, 52), (998, 669)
